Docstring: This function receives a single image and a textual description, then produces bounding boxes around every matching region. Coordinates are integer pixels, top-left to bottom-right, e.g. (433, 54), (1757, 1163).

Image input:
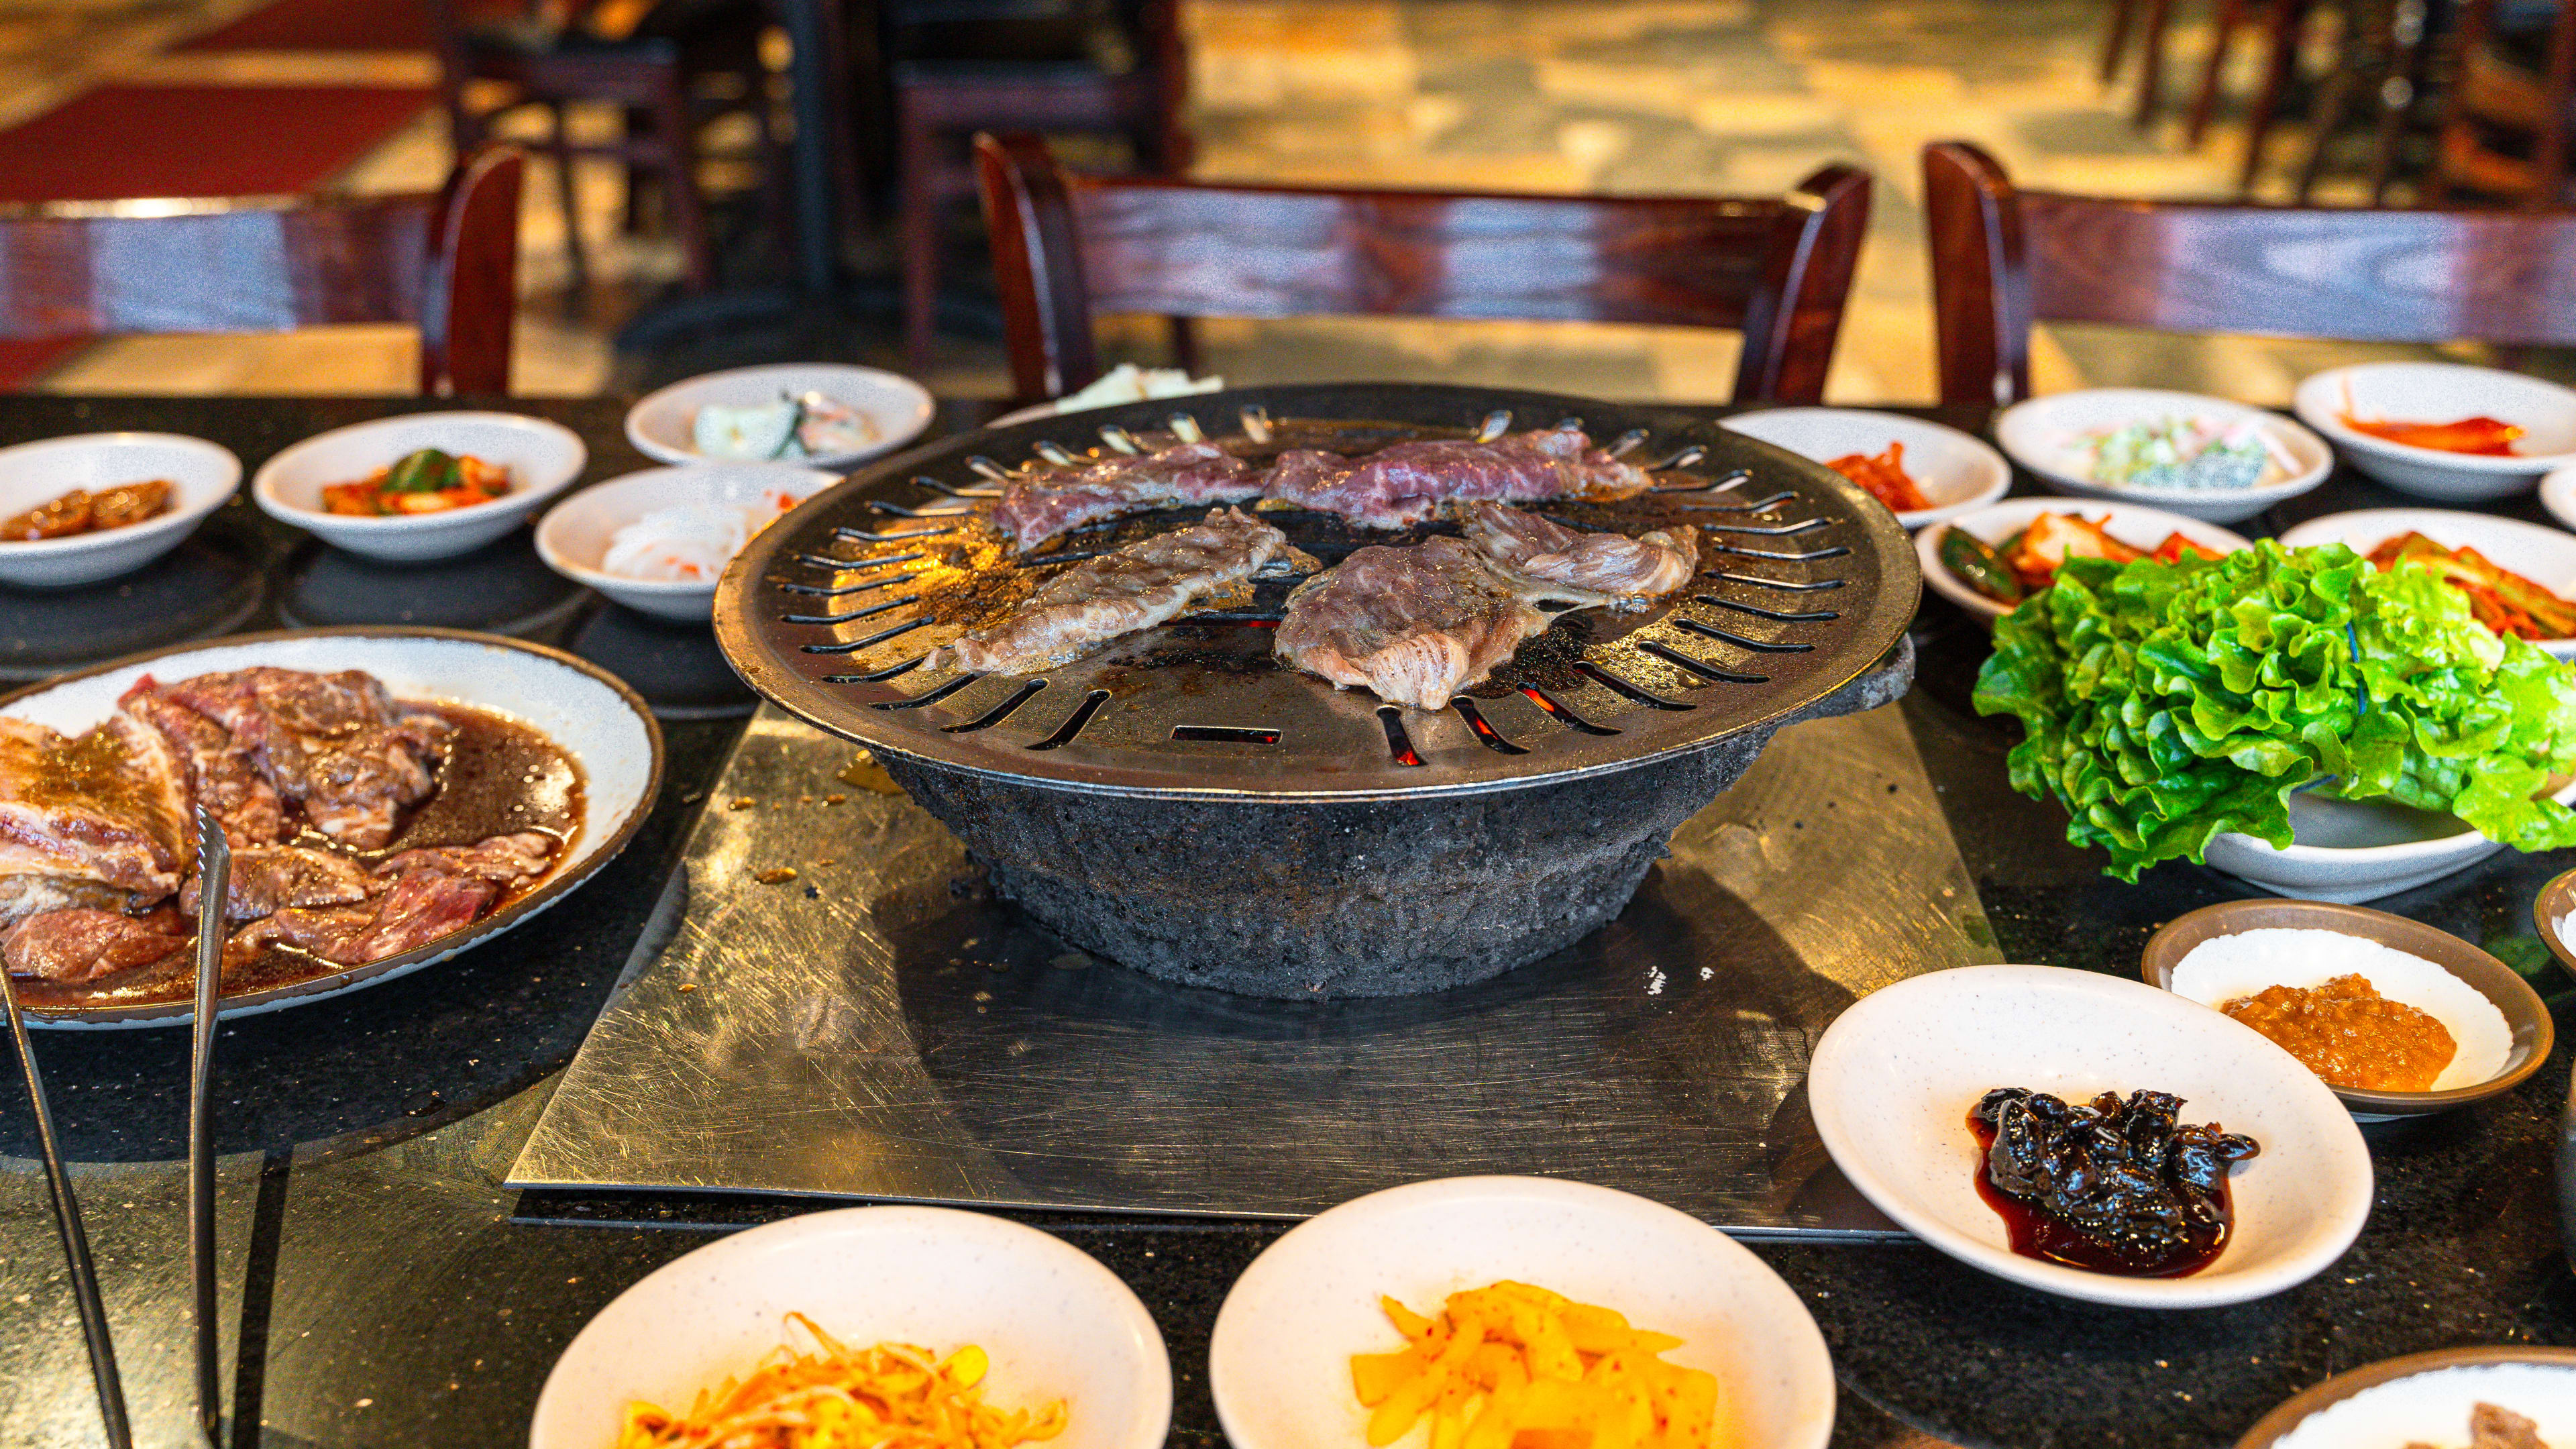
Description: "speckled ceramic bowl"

(1208, 1176), (1835, 1449)
(1807, 965), (2372, 1308)
(2236, 1346), (2576, 1449)
(531, 1205), (1172, 1449)
(2142, 900), (2552, 1119)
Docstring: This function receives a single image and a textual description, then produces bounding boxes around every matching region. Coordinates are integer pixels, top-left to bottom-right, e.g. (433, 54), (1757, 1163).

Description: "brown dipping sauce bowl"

(2141, 899), (2553, 1118)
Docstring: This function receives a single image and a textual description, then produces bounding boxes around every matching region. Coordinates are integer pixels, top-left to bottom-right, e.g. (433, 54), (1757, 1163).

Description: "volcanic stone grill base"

(876, 640), (1913, 998)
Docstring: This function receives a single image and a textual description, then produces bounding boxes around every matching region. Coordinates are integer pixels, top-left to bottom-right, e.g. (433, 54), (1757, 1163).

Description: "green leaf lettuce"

(1971, 540), (2576, 879)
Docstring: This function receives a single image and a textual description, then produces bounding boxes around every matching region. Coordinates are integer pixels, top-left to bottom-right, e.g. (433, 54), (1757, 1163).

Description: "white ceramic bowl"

(0, 433), (241, 587)
(1918, 497), (2254, 625)
(537, 464), (837, 621)
(2202, 775), (2576, 904)
(1807, 965), (2372, 1308)
(626, 363), (935, 470)
(253, 413), (588, 561)
(3, 629), (661, 1028)
(2241, 1350), (2576, 1449)
(1208, 1176), (1835, 1449)
(2538, 464), (2576, 533)
(2276, 507), (2576, 661)
(1722, 407), (2012, 530)
(2294, 362), (2576, 501)
(1996, 388), (2332, 523)
(531, 1206), (1171, 1449)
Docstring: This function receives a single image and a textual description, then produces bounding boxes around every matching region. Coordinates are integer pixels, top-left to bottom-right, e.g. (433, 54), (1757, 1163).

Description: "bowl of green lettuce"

(1972, 540), (2576, 902)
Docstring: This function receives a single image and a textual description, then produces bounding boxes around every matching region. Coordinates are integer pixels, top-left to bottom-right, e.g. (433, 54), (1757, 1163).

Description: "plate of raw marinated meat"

(0, 629), (662, 1027)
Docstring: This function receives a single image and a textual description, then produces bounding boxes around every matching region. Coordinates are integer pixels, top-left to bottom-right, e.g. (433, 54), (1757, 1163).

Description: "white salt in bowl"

(2142, 900), (2552, 1118)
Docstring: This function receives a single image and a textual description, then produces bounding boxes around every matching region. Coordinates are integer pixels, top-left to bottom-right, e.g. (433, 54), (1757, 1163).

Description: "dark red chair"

(0, 148), (525, 396)
(975, 131), (1871, 409)
(1922, 139), (2576, 407)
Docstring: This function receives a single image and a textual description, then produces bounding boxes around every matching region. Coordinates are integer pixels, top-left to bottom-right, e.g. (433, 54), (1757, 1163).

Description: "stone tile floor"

(3, 0), (2463, 404)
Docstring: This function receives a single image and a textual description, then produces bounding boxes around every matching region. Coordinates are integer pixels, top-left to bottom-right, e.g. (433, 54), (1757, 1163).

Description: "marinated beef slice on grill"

(1457, 502), (1699, 609)
(930, 508), (1316, 674)
(992, 440), (1263, 551)
(991, 425), (1654, 547)
(1262, 425), (1653, 529)
(1274, 537), (1554, 710)
(0, 667), (563, 988)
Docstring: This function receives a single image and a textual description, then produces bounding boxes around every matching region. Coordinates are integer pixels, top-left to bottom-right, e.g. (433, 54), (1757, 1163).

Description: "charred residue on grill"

(1100, 626), (1283, 681)
(1468, 612), (1595, 698)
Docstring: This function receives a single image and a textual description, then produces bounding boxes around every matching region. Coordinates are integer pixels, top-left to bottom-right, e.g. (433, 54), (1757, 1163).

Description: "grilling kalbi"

(1456, 500), (1699, 609)
(992, 423), (1654, 551)
(928, 508), (1319, 675)
(0, 667), (559, 985)
(1973, 1087), (2261, 1271)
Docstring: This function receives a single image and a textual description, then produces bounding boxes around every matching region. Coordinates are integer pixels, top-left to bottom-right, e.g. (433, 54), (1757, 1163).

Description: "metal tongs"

(191, 809), (231, 1446)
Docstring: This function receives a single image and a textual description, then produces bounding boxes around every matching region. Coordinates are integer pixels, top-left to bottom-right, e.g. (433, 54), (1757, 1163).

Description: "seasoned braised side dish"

(2339, 413), (2526, 457)
(1940, 511), (2218, 607)
(619, 1316), (1067, 1449)
(322, 447), (510, 515)
(1, 480), (172, 541)
(1970, 1087), (2259, 1277)
(2363, 532), (2576, 641)
(1824, 441), (1930, 513)
(0, 665), (577, 1006)
(2408, 1403), (2552, 1449)
(1351, 1281), (1723, 1449)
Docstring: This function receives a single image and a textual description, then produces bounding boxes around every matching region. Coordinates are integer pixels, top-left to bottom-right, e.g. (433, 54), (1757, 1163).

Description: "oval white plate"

(1807, 965), (2371, 1308)
(531, 1205), (1172, 1449)
(1209, 1176), (1835, 1449)
(1723, 407), (2012, 531)
(537, 463), (838, 621)
(2202, 775), (2576, 904)
(2294, 362), (2576, 502)
(1996, 388), (2332, 524)
(2538, 464), (2576, 533)
(0, 433), (242, 588)
(1, 629), (662, 1028)
(253, 413), (588, 562)
(2241, 1350), (2576, 1449)
(1918, 497), (2254, 625)
(625, 364), (934, 470)
(2276, 507), (2576, 660)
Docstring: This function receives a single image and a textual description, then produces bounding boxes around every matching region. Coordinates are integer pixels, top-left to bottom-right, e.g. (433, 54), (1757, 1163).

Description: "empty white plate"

(626, 363), (934, 470)
(532, 1205), (1172, 1449)
(1208, 1175), (1835, 1449)
(1807, 965), (2371, 1308)
(2294, 362), (2576, 502)
(1721, 407), (2011, 530)
(1997, 388), (2332, 523)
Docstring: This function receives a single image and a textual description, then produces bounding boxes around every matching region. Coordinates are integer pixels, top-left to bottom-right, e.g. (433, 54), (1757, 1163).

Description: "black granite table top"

(1, 393), (2571, 1449)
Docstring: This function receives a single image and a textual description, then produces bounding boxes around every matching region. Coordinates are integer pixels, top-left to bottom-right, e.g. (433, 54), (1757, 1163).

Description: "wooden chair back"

(975, 131), (1870, 407)
(2426, 0), (2576, 206)
(0, 146), (524, 395)
(1923, 139), (2576, 407)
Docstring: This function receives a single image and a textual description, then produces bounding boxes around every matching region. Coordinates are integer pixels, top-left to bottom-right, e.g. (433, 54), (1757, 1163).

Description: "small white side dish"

(626, 363), (934, 469)
(1996, 388), (2332, 523)
(2276, 508), (2576, 661)
(2241, 1352), (2576, 1449)
(2294, 362), (2576, 501)
(2167, 928), (2511, 1091)
(1918, 497), (2253, 625)
(2204, 777), (2576, 904)
(252, 413), (588, 561)
(1208, 1176), (1834, 1449)
(1807, 965), (2371, 1308)
(530, 1205), (1172, 1449)
(0, 433), (241, 587)
(537, 464), (837, 621)
(3, 629), (661, 1028)
(1721, 407), (2012, 530)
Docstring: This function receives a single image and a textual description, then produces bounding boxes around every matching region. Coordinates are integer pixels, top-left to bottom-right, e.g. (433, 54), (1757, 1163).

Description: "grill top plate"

(715, 383), (1919, 800)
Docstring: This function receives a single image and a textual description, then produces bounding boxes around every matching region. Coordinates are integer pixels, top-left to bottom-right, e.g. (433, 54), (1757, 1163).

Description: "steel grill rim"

(714, 383), (1921, 802)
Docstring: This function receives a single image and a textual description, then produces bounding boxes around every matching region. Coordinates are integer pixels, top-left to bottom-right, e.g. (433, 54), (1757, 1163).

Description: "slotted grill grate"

(716, 384), (1919, 800)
